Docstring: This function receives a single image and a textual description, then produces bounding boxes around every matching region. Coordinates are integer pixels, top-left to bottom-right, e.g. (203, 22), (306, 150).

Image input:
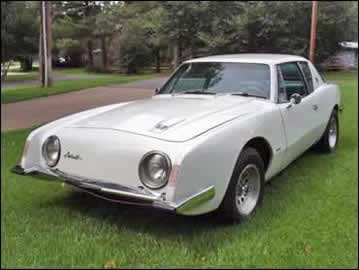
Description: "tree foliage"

(196, 1), (358, 63)
(1, 1), (39, 72)
(54, 1), (103, 68)
(2, 1), (358, 75)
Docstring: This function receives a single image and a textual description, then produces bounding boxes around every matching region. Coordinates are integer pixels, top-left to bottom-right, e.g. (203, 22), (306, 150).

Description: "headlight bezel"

(42, 135), (61, 167)
(138, 151), (172, 190)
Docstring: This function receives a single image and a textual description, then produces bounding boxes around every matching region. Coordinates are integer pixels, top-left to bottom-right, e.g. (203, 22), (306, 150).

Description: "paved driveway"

(1, 77), (168, 131)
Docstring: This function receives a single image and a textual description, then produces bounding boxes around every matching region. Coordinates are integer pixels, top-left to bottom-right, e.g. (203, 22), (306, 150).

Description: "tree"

(1, 2), (16, 79)
(93, 2), (123, 70)
(54, 1), (102, 69)
(197, 1), (246, 55)
(48, 0), (358, 74)
(136, 2), (169, 72)
(1, 1), (39, 74)
(196, 1), (358, 64)
(15, 1), (39, 71)
(161, 1), (206, 67)
(315, 1), (358, 63)
(55, 38), (85, 67)
(117, 3), (153, 74)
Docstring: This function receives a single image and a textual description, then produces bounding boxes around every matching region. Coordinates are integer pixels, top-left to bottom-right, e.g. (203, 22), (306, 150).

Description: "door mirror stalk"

(286, 93), (302, 109)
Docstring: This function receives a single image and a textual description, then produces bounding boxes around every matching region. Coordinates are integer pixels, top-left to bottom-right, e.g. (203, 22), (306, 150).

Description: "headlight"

(139, 151), (171, 189)
(42, 136), (61, 167)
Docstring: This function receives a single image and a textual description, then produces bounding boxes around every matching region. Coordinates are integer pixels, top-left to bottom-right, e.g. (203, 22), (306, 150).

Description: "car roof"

(185, 53), (309, 65)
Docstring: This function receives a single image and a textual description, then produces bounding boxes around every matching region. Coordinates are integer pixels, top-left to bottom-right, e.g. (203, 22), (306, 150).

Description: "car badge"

(64, 151), (82, 160)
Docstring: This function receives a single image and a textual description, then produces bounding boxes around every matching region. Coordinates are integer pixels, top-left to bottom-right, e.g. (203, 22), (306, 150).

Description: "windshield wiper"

(175, 90), (217, 95)
(230, 92), (267, 99)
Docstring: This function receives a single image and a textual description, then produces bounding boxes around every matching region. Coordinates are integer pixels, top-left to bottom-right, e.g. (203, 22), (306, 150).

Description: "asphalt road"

(1, 77), (168, 131)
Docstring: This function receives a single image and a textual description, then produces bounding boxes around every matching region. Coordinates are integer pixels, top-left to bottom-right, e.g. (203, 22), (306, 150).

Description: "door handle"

(312, 104), (318, 111)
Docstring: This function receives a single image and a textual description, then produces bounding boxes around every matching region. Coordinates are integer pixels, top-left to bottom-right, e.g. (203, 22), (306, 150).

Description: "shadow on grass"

(42, 147), (339, 240)
(46, 188), (233, 234)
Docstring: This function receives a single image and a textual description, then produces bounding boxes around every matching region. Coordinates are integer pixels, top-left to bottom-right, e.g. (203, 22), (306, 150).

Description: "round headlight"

(139, 151), (171, 189)
(42, 136), (61, 167)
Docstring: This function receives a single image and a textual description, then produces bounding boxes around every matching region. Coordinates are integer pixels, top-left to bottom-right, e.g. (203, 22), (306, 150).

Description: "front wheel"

(219, 147), (265, 222)
(314, 109), (339, 153)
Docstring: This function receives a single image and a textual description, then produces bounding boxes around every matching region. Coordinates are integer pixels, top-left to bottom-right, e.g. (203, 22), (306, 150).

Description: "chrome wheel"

(235, 164), (261, 216)
(328, 116), (337, 149)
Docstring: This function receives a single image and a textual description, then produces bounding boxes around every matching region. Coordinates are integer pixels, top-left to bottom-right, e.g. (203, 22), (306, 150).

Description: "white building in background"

(321, 41), (358, 71)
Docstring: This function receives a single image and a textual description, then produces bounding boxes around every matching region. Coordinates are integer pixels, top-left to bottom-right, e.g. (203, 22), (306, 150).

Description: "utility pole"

(309, 1), (318, 63)
(39, 1), (52, 87)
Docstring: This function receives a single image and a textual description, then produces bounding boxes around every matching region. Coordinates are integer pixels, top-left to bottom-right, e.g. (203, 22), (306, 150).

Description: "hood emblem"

(151, 117), (186, 133)
(64, 152), (82, 160)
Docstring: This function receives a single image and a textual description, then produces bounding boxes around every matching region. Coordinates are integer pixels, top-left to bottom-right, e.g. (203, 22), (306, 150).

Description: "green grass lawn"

(1, 62), (170, 104)
(3, 62), (87, 80)
(3, 61), (40, 81)
(3, 67), (118, 82)
(1, 73), (156, 104)
(3, 61), (172, 83)
(4, 71), (39, 81)
(1, 71), (357, 268)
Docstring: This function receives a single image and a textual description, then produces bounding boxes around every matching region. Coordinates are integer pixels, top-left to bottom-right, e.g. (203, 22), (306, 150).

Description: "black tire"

(219, 147), (265, 222)
(313, 109), (339, 153)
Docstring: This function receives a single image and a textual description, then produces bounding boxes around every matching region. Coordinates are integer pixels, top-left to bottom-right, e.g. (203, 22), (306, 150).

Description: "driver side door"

(277, 62), (320, 168)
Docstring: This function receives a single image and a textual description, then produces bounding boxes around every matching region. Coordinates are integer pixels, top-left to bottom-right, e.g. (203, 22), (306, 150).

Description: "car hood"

(69, 94), (267, 142)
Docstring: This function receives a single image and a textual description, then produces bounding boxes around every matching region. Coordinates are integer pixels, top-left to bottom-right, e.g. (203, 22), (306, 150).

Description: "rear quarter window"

(298, 62), (314, 93)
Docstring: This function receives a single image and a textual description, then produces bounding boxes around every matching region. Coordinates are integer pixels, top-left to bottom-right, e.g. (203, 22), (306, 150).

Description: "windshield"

(159, 62), (271, 98)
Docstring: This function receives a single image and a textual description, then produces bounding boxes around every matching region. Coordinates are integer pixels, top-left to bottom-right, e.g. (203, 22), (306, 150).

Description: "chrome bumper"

(11, 165), (215, 215)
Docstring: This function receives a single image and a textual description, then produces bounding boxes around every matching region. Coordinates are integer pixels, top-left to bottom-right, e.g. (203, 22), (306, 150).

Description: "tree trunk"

(190, 47), (196, 59)
(178, 38), (183, 65)
(20, 56), (33, 72)
(46, 1), (53, 86)
(1, 61), (12, 81)
(172, 43), (179, 69)
(247, 24), (256, 53)
(101, 36), (108, 70)
(167, 46), (172, 63)
(40, 1), (53, 87)
(39, 9), (43, 86)
(28, 56), (33, 71)
(127, 64), (137, 74)
(85, 1), (94, 69)
(155, 48), (160, 73)
(87, 40), (94, 69)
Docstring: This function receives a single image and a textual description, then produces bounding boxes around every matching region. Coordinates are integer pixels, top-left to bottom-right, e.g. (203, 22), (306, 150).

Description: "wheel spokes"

(235, 164), (261, 215)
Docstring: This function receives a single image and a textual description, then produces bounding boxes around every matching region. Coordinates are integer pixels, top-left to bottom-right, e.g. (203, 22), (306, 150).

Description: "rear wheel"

(314, 109), (339, 153)
(219, 147), (265, 222)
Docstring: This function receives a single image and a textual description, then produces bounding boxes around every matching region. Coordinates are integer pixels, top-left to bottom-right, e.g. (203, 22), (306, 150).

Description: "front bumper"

(11, 165), (215, 215)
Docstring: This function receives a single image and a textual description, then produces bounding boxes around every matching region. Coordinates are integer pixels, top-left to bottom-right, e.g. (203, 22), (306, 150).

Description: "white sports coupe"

(12, 54), (341, 221)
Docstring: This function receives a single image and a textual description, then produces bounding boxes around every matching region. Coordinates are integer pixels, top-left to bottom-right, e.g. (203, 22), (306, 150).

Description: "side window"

(277, 66), (288, 103)
(279, 63), (308, 100)
(298, 62), (314, 93)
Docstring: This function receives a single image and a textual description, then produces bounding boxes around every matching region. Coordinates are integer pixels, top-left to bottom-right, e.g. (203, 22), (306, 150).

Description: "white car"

(12, 54), (341, 221)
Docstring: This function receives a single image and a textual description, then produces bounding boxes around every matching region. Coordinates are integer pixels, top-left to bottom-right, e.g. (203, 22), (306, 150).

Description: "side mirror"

(287, 93), (302, 109)
(290, 93), (302, 105)
(155, 88), (160, 95)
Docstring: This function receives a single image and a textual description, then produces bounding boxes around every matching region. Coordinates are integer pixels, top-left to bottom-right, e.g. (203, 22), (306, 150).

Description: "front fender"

(19, 102), (132, 170)
(171, 105), (285, 215)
